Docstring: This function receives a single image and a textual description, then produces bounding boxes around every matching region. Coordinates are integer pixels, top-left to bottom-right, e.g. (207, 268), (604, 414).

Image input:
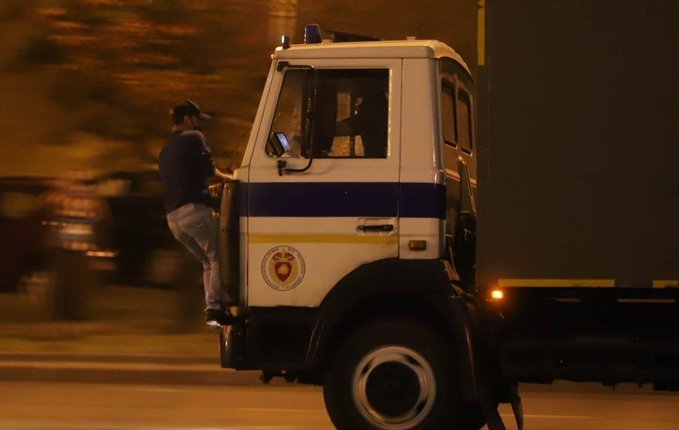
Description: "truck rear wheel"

(323, 318), (477, 430)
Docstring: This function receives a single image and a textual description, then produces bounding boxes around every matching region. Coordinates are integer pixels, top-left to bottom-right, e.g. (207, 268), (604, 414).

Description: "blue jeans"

(167, 203), (224, 311)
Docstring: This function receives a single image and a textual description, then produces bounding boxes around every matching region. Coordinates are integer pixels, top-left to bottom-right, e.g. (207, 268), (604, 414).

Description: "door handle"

(358, 224), (394, 232)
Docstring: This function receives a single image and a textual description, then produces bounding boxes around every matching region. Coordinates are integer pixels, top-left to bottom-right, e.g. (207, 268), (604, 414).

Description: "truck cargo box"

(477, 0), (679, 289)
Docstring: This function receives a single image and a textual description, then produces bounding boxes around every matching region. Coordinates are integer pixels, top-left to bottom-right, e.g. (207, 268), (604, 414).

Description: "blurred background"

(0, 0), (477, 354)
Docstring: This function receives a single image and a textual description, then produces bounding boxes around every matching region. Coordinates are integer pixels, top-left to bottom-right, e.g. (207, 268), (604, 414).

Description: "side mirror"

(268, 132), (291, 157)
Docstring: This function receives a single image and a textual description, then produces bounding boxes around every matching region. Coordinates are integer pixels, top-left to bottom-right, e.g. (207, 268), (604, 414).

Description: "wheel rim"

(352, 346), (436, 429)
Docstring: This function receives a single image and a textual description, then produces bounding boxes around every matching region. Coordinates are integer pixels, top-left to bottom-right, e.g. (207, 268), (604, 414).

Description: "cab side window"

(457, 89), (473, 154)
(441, 81), (457, 147)
(267, 68), (389, 159)
(314, 69), (389, 158)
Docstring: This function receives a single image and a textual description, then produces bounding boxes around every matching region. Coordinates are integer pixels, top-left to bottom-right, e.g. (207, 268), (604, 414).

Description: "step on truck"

(216, 3), (679, 428)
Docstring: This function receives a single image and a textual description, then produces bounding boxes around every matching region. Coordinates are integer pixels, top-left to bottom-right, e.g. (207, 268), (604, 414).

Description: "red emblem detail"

(272, 251), (294, 282)
(275, 262), (292, 282)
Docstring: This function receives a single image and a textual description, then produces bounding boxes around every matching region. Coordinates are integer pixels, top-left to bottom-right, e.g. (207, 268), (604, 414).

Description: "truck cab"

(219, 33), (484, 430)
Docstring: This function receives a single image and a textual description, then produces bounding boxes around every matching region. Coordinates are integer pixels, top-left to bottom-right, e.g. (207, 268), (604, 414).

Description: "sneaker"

(204, 308), (233, 327)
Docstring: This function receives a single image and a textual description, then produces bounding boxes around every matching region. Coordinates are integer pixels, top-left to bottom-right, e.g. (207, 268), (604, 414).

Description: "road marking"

(0, 361), (220, 371)
(501, 413), (597, 420)
(237, 407), (324, 413)
(0, 422), (297, 430)
(108, 386), (180, 393)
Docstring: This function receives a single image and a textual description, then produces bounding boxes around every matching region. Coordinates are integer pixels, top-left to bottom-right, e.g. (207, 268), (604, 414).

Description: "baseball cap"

(171, 100), (212, 122)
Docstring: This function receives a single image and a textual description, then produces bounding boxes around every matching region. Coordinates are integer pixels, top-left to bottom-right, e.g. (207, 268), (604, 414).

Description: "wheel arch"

(306, 258), (481, 403)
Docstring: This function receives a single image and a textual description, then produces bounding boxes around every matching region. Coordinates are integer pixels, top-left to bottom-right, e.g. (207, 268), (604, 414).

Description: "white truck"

(216, 4), (679, 427)
(218, 29), (487, 430)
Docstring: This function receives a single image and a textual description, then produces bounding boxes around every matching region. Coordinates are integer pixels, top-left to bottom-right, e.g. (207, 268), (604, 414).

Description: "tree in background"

(1, 0), (277, 173)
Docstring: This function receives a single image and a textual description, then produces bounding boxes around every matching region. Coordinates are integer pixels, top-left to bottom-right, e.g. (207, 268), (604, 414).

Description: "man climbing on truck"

(159, 99), (233, 327)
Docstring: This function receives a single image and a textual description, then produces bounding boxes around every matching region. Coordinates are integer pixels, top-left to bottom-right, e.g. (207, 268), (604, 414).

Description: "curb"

(0, 352), (215, 365)
(0, 353), (267, 386)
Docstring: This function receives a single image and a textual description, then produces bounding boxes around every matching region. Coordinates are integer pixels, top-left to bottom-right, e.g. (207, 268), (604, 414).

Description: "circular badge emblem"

(261, 246), (306, 291)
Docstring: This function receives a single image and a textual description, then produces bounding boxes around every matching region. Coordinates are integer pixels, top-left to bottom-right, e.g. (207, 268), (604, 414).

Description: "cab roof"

(273, 39), (471, 76)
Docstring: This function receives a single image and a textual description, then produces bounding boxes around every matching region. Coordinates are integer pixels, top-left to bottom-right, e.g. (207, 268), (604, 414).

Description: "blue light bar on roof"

(304, 24), (322, 44)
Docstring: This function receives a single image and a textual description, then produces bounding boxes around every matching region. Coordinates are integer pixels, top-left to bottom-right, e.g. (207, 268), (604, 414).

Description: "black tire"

(459, 403), (486, 430)
(323, 318), (475, 430)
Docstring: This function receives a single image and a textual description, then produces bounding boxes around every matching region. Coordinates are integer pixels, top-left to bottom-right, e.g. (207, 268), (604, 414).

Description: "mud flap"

(478, 381), (506, 430)
(479, 382), (523, 430)
(219, 322), (247, 369)
(453, 297), (508, 430)
(509, 384), (524, 430)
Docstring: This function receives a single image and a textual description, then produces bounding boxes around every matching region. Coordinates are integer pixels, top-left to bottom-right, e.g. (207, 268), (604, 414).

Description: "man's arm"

(183, 130), (233, 182)
(209, 168), (233, 182)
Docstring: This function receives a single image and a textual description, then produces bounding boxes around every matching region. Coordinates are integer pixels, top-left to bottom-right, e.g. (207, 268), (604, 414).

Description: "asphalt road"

(1, 380), (679, 430)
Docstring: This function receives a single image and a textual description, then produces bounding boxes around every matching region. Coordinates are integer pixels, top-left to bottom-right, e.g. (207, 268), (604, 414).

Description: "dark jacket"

(158, 130), (216, 214)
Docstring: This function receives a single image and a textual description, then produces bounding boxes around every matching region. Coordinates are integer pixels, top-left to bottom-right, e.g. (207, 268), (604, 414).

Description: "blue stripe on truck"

(247, 182), (445, 219)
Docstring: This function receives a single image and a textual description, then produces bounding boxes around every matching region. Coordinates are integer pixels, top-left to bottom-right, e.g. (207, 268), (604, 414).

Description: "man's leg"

(202, 213), (233, 307)
(168, 206), (215, 309)
(172, 205), (223, 311)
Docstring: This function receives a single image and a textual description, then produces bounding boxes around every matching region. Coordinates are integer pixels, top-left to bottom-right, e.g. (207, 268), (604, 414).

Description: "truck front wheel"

(323, 318), (472, 430)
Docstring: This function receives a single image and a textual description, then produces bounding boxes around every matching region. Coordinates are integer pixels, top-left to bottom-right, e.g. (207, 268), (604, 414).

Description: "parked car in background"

(1, 169), (207, 292)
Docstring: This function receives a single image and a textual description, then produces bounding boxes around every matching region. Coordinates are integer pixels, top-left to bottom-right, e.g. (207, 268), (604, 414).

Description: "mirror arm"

(277, 160), (287, 176)
(279, 157), (313, 175)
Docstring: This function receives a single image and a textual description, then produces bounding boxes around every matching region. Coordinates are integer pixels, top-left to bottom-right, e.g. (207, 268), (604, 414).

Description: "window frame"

(265, 67), (315, 159)
(456, 85), (474, 155)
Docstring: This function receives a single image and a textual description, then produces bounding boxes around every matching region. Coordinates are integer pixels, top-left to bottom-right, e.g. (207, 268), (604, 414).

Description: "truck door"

(245, 60), (402, 308)
(439, 59), (477, 288)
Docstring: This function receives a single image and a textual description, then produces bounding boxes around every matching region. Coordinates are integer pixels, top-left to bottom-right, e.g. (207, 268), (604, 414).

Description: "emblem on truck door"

(261, 246), (306, 291)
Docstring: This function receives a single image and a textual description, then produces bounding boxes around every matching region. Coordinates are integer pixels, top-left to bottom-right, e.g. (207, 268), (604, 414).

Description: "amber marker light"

(490, 289), (504, 300)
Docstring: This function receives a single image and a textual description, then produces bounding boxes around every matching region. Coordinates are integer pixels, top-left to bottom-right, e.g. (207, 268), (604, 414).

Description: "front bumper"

(219, 321), (249, 369)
